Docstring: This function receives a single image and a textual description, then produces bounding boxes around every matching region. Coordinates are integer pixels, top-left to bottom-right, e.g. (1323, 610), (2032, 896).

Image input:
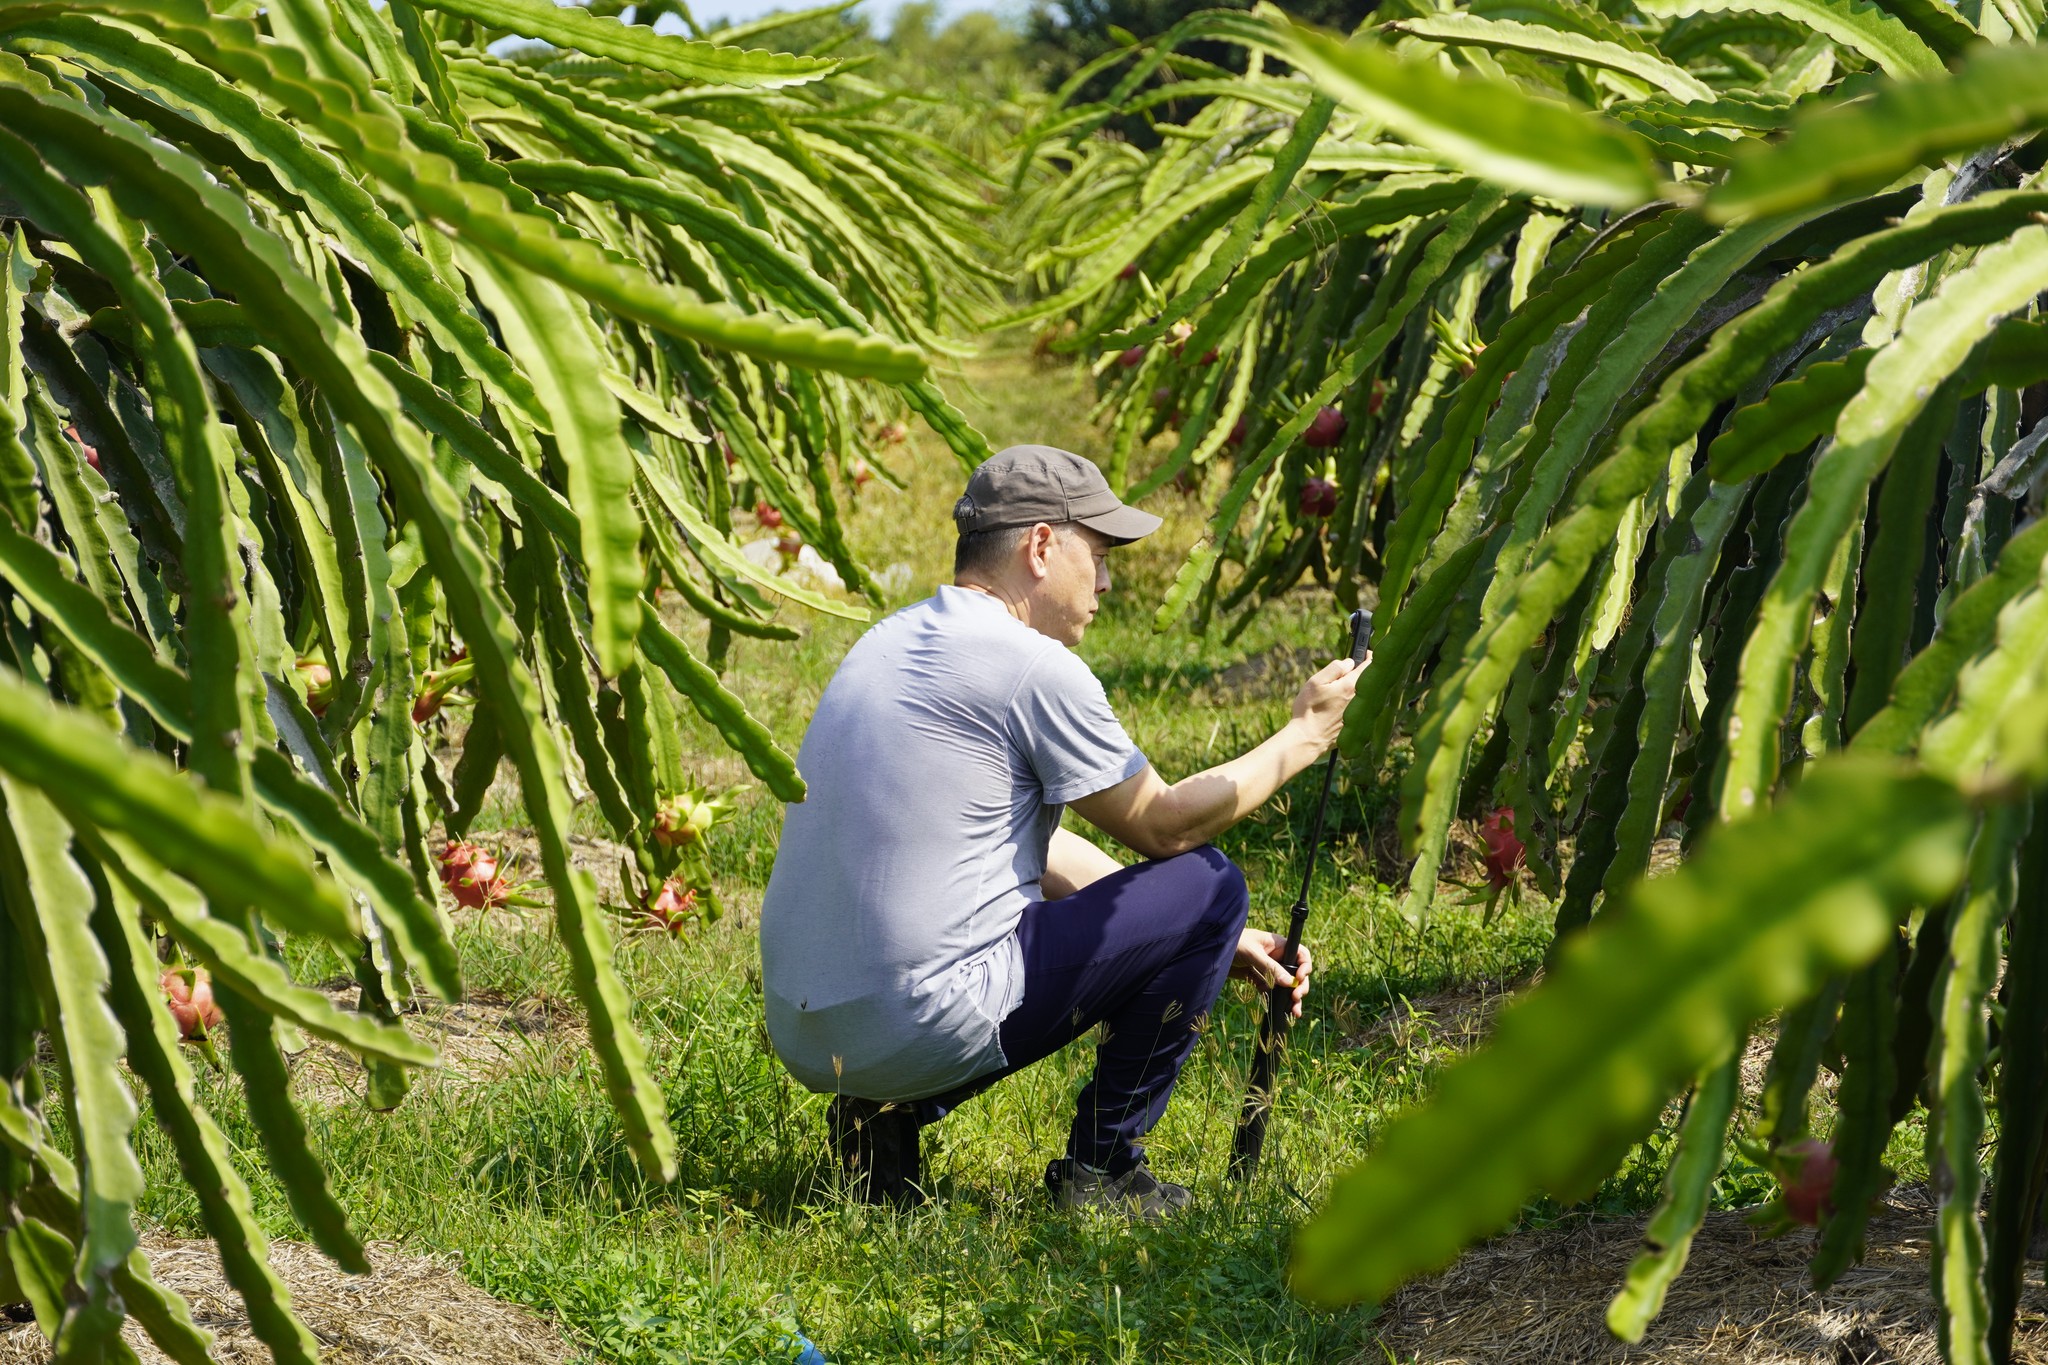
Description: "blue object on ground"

(783, 1330), (829, 1364)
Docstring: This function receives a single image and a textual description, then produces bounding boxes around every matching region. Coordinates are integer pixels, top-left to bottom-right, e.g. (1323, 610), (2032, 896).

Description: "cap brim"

(1076, 502), (1163, 546)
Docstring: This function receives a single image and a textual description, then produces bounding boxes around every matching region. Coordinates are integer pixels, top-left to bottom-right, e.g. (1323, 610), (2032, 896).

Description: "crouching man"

(759, 446), (1364, 1219)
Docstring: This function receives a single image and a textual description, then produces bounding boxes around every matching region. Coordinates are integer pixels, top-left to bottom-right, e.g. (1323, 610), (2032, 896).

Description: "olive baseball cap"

(952, 445), (1162, 545)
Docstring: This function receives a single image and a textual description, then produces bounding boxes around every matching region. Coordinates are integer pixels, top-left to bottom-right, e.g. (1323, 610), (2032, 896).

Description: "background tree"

(1023, 0), (1380, 143)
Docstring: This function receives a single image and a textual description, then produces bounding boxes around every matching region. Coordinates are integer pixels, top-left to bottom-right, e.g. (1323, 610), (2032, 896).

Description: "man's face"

(1038, 523), (1113, 647)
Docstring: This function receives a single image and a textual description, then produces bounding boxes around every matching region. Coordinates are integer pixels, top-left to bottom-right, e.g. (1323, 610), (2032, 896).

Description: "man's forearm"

(1070, 661), (1361, 860)
(1043, 825), (1123, 898)
(1156, 719), (1325, 851)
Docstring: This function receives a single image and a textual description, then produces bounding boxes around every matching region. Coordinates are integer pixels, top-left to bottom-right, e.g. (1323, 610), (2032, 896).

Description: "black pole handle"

(1348, 611), (1378, 666)
(1230, 610), (1372, 1183)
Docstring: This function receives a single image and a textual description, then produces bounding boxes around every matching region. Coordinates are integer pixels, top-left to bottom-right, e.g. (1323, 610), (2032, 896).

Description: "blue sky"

(682, 0), (1011, 35)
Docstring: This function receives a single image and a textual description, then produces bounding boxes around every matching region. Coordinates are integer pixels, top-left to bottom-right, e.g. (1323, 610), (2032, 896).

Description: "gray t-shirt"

(759, 586), (1147, 1101)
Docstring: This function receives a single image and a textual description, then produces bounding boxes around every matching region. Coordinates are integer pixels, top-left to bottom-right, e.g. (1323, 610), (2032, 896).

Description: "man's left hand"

(1232, 929), (1312, 1018)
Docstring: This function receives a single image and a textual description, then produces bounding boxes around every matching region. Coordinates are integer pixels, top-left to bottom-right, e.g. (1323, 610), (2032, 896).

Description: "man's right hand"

(1292, 654), (1368, 753)
(1070, 648), (1370, 860)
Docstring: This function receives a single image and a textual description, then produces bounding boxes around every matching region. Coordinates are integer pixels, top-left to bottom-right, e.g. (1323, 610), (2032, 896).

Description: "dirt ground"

(7, 1192), (2038, 1364)
(1338, 983), (2020, 1364)
(0, 1234), (566, 1365)
(289, 986), (584, 1108)
(1370, 1186), (2048, 1364)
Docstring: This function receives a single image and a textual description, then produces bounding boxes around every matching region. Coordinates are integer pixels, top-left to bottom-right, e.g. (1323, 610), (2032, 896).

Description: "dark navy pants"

(916, 846), (1250, 1175)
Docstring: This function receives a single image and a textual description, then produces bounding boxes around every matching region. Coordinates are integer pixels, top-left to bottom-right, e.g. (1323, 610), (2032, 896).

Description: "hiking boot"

(1044, 1157), (1193, 1222)
(828, 1096), (924, 1207)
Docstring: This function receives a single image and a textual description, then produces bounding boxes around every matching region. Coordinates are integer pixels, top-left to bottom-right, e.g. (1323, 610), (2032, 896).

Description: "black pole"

(1229, 609), (1373, 1183)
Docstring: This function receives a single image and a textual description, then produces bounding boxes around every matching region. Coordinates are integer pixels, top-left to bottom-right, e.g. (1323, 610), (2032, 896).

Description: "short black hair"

(953, 522), (1034, 579)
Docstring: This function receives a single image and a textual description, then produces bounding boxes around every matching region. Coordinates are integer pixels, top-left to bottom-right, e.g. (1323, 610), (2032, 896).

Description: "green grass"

(127, 350), (1758, 1363)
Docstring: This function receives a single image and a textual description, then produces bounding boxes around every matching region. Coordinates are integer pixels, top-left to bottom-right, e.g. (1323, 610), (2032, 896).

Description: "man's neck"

(952, 579), (1032, 629)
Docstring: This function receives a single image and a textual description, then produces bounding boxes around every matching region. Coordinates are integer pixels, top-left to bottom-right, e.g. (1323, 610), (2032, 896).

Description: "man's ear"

(1023, 522), (1057, 579)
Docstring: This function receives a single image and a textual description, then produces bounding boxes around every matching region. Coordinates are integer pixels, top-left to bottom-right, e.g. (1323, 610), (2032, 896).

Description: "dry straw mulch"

(1344, 988), (2018, 1364)
(0, 1234), (568, 1365)
(1345, 980), (1527, 1057)
(290, 987), (583, 1108)
(1369, 1186), (2048, 1364)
